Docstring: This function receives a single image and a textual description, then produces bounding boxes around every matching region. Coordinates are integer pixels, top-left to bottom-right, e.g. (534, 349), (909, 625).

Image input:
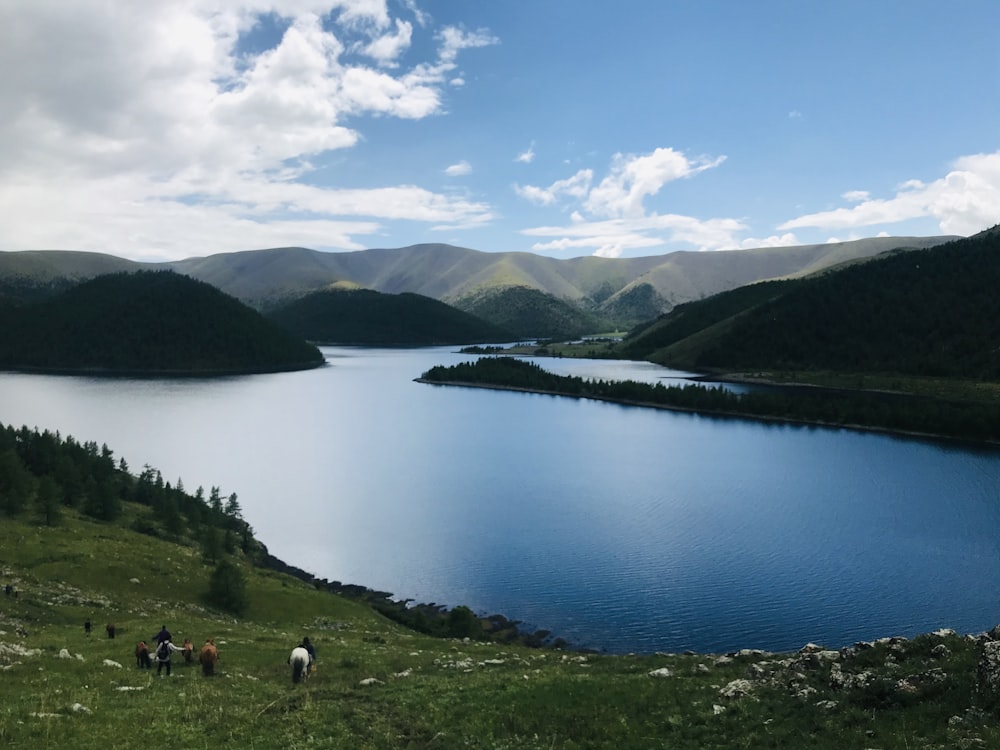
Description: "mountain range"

(0, 235), (954, 337)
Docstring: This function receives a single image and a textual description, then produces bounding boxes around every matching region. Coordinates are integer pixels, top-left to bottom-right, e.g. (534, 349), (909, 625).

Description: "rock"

(648, 667), (673, 678)
(70, 703), (90, 713)
(799, 643), (824, 654)
(712, 704), (726, 715)
(58, 649), (72, 659)
(359, 677), (383, 686)
(978, 641), (1000, 696)
(393, 669), (412, 678)
(932, 628), (957, 638)
(719, 679), (754, 699)
(696, 663), (710, 674)
(931, 644), (951, 659)
(815, 700), (838, 710)
(103, 659), (123, 669)
(129, 578), (140, 584)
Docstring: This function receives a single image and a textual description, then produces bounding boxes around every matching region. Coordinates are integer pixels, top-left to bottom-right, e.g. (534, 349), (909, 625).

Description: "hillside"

(451, 284), (601, 339)
(3, 422), (1000, 748)
(0, 270), (324, 374)
(0, 236), (954, 334)
(266, 288), (514, 345)
(621, 226), (1000, 381)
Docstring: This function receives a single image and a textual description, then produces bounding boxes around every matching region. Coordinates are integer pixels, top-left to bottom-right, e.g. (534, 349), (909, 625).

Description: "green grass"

(3, 510), (1000, 749)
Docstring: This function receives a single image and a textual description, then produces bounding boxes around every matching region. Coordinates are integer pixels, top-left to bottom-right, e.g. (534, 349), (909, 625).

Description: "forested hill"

(266, 288), (514, 345)
(622, 225), (1000, 380)
(0, 270), (324, 374)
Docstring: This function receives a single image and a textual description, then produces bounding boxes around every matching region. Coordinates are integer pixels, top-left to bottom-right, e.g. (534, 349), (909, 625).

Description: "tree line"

(421, 357), (1000, 444)
(0, 422), (256, 613)
(0, 271), (324, 374)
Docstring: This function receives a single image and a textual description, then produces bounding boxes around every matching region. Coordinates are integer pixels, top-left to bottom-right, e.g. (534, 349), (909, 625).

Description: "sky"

(2, 0), (999, 262)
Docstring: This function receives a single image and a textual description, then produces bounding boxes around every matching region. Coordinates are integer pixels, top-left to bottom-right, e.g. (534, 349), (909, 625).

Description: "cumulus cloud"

(516, 148), (734, 257)
(514, 170), (593, 205)
(358, 18), (413, 66)
(524, 214), (747, 258)
(445, 160), (472, 176)
(0, 0), (497, 260)
(780, 151), (1000, 237)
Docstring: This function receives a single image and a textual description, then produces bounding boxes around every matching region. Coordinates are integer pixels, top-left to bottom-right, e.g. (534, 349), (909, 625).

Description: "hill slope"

(0, 270), (324, 374)
(623, 226), (1000, 380)
(1, 236), (956, 329)
(266, 287), (514, 345)
(2, 422), (1000, 749)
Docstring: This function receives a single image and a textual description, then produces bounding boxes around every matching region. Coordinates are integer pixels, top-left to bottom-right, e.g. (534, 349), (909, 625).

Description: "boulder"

(977, 640), (1000, 697)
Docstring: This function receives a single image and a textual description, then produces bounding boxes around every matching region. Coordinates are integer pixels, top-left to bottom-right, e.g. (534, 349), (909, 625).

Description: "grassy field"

(3, 509), (1000, 749)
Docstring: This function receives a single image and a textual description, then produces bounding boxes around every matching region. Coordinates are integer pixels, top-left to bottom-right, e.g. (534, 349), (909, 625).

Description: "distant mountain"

(0, 270), (323, 374)
(622, 225), (1000, 380)
(0, 235), (957, 334)
(267, 288), (514, 345)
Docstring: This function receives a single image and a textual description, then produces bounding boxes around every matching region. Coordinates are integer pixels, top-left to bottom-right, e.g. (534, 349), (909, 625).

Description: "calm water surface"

(2, 346), (999, 653)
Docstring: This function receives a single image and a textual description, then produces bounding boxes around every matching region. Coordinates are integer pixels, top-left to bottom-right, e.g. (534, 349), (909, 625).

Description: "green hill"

(621, 226), (1000, 381)
(2, 236), (956, 336)
(0, 270), (323, 374)
(3, 421), (1000, 748)
(452, 284), (600, 339)
(266, 287), (514, 345)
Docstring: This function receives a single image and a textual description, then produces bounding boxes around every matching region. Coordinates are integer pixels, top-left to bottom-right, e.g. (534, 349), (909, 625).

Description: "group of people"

(132, 625), (218, 677)
(122, 623), (315, 681)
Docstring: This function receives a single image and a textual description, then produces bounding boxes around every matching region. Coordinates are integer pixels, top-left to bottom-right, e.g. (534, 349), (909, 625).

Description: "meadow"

(2, 508), (999, 749)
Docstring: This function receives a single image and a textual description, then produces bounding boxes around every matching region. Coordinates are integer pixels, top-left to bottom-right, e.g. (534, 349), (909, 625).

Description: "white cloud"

(515, 145), (535, 164)
(736, 233), (801, 250)
(523, 215), (747, 258)
(445, 160), (472, 176)
(516, 148), (734, 257)
(584, 148), (726, 218)
(358, 19), (413, 66)
(514, 170), (593, 205)
(780, 151), (1000, 237)
(842, 190), (870, 203)
(0, 1), (497, 260)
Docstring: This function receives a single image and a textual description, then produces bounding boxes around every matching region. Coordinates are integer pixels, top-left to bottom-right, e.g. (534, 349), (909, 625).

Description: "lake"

(2, 346), (1000, 654)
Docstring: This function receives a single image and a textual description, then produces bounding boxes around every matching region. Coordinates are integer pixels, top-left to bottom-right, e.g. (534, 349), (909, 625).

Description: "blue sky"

(1, 0), (998, 261)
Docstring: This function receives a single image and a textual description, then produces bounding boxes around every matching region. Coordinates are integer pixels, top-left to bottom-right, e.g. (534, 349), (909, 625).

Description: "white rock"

(359, 677), (383, 686)
(648, 667), (673, 678)
(103, 659), (123, 669)
(71, 703), (90, 713)
(58, 649), (72, 659)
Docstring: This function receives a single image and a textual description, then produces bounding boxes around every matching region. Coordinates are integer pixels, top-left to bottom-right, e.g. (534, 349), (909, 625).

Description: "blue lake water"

(2, 346), (999, 654)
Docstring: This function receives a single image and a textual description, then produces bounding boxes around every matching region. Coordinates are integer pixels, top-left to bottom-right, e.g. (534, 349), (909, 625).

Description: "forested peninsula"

(0, 270), (324, 375)
(418, 357), (1000, 445)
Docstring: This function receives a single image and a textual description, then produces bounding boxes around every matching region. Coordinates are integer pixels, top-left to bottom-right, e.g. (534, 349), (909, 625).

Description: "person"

(154, 638), (179, 676)
(106, 622), (116, 639)
(153, 624), (172, 646)
(84, 619), (92, 635)
(300, 636), (316, 665)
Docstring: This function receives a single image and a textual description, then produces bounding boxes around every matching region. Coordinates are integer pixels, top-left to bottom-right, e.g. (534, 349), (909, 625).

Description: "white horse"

(289, 646), (311, 683)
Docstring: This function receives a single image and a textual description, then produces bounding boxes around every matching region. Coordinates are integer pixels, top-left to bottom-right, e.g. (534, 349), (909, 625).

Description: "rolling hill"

(0, 235), (955, 335)
(621, 225), (1000, 380)
(266, 288), (515, 345)
(0, 270), (324, 374)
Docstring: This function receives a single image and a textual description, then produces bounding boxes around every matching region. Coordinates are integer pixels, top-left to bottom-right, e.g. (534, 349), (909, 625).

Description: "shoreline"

(414, 377), (1000, 450)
